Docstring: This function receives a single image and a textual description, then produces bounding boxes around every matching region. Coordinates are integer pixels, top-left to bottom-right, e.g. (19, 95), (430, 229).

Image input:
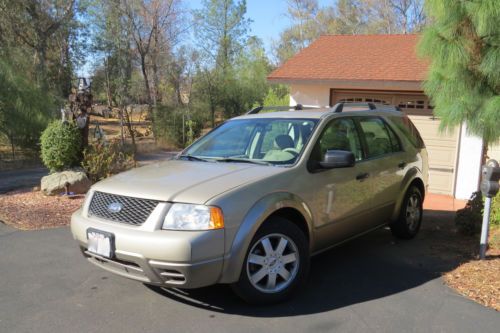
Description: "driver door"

(303, 117), (374, 249)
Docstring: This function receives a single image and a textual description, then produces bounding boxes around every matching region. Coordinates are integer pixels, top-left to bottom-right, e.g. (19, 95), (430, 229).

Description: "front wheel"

(231, 217), (309, 304)
(390, 186), (423, 239)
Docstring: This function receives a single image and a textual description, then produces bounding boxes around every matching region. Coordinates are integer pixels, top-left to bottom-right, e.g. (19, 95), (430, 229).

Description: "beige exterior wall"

(289, 84), (331, 107)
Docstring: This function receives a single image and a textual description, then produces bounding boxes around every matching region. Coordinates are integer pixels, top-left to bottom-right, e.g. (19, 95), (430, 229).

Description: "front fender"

(218, 192), (313, 284)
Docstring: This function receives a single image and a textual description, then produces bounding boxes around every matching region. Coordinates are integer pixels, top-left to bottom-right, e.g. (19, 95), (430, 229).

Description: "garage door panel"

(429, 170), (454, 195)
(489, 144), (500, 162)
(408, 116), (458, 195)
(426, 146), (456, 169)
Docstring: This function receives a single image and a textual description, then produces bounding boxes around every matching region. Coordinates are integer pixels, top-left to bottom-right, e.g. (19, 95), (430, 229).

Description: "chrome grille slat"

(88, 191), (158, 225)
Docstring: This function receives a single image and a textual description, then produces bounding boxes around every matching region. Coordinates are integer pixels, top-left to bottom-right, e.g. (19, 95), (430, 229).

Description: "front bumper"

(71, 209), (225, 288)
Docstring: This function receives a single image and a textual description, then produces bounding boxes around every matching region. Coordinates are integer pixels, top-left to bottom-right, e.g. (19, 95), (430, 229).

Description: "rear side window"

(358, 117), (401, 158)
(388, 116), (425, 149)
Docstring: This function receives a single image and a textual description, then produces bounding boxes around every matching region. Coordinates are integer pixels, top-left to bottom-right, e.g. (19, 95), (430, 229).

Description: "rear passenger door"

(355, 116), (406, 223)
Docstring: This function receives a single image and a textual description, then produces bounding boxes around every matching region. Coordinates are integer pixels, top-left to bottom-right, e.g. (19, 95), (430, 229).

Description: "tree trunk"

(152, 32), (161, 106)
(140, 54), (152, 106)
(10, 136), (15, 160)
(123, 107), (136, 155)
(35, 40), (47, 87)
(104, 57), (112, 108)
(210, 103), (215, 128)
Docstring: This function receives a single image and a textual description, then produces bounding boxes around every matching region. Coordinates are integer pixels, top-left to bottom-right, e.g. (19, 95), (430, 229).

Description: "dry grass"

(0, 189), (84, 230)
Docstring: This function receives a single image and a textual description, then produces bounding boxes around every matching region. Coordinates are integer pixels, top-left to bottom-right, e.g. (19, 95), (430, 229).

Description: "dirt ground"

(0, 189), (84, 230)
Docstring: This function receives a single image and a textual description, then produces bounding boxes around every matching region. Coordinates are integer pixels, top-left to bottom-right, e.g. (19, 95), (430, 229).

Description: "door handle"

(398, 161), (407, 169)
(356, 173), (370, 181)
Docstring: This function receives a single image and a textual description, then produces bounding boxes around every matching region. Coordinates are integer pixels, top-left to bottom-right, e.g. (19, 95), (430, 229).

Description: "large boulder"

(41, 170), (91, 196)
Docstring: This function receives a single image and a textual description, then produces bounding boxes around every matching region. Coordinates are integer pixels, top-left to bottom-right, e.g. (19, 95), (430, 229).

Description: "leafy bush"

(491, 193), (500, 226)
(455, 191), (500, 235)
(40, 121), (82, 172)
(154, 105), (206, 148)
(455, 191), (483, 236)
(82, 141), (135, 182)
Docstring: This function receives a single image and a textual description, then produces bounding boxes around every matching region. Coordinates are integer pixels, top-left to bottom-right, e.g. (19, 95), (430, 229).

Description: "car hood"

(91, 160), (286, 204)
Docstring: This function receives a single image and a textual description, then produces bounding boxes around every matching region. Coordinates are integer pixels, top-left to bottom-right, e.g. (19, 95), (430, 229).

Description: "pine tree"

(419, 0), (500, 146)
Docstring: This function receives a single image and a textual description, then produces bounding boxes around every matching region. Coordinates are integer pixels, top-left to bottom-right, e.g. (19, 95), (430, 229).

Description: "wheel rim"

(246, 233), (300, 293)
(405, 194), (421, 231)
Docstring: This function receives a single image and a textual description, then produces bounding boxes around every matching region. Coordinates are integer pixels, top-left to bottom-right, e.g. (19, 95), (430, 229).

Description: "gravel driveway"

(0, 210), (498, 333)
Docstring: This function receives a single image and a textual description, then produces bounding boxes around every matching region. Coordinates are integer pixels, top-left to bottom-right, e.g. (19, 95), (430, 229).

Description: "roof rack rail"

(246, 104), (321, 115)
(332, 102), (400, 113)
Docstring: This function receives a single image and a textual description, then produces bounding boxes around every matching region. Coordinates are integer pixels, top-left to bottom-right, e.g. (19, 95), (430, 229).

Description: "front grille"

(88, 191), (159, 225)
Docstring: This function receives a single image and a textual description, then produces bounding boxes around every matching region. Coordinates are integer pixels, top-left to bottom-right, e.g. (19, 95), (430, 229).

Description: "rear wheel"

(390, 186), (423, 239)
(231, 217), (309, 304)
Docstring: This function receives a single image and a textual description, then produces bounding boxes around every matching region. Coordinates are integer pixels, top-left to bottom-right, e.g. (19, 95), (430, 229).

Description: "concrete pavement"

(0, 211), (498, 333)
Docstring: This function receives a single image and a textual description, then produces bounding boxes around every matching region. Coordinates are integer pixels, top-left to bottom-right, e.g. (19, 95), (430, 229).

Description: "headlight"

(162, 203), (224, 230)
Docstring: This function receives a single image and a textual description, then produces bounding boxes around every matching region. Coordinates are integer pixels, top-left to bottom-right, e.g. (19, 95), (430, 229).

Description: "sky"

(80, 0), (332, 76)
(186, 0), (332, 54)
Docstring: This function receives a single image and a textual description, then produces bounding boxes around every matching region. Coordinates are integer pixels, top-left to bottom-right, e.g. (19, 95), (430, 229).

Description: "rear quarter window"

(388, 116), (425, 149)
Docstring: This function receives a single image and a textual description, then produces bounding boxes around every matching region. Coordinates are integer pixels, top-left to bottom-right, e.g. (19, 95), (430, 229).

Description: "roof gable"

(268, 34), (428, 83)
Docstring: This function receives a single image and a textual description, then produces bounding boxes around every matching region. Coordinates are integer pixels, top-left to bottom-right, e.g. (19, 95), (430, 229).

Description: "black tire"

(231, 217), (310, 304)
(390, 186), (423, 239)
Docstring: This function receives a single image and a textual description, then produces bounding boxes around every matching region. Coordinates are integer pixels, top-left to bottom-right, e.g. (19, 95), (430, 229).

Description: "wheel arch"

(219, 192), (313, 284)
(391, 168), (426, 222)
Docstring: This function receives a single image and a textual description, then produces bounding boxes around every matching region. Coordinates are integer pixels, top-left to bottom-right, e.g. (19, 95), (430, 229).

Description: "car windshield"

(181, 118), (318, 166)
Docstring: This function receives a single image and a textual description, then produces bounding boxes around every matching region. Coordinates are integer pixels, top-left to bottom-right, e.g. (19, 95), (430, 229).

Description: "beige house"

(268, 34), (499, 199)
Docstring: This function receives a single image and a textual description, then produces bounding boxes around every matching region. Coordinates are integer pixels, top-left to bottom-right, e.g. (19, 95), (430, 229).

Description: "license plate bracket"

(87, 228), (115, 258)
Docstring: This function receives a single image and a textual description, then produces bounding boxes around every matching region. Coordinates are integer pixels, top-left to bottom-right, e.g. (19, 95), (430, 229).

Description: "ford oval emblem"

(107, 202), (123, 213)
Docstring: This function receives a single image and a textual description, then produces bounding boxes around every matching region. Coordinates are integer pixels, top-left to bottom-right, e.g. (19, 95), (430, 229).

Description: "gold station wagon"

(71, 103), (428, 303)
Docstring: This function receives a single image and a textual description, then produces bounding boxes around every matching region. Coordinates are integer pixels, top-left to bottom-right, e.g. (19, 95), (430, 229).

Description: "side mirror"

(319, 150), (355, 169)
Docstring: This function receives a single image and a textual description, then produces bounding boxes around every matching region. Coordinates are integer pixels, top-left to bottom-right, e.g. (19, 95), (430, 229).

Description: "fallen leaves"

(0, 189), (84, 230)
(444, 256), (500, 311)
(443, 227), (500, 312)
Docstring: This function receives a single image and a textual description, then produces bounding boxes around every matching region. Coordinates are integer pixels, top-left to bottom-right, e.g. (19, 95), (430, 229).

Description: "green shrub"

(153, 105), (206, 148)
(490, 193), (500, 226)
(455, 191), (500, 235)
(82, 141), (135, 182)
(40, 121), (82, 172)
(455, 191), (483, 236)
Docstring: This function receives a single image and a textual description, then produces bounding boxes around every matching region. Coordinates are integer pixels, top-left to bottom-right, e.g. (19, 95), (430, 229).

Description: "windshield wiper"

(214, 157), (271, 166)
(177, 154), (213, 162)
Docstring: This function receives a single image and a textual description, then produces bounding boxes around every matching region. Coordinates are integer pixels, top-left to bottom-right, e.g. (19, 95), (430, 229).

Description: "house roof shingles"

(268, 34), (428, 83)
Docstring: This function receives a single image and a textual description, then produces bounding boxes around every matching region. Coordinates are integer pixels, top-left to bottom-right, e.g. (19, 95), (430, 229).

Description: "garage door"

(331, 90), (459, 195)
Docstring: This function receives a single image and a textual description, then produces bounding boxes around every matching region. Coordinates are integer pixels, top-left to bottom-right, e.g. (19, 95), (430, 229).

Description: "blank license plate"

(87, 229), (114, 258)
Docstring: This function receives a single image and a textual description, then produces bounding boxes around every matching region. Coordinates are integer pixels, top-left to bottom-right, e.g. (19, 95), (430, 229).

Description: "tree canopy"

(419, 0), (500, 144)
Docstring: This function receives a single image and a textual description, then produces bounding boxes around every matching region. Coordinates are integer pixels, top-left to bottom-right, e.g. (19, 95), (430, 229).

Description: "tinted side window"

(388, 116), (425, 148)
(358, 117), (399, 158)
(311, 118), (364, 162)
(385, 122), (403, 152)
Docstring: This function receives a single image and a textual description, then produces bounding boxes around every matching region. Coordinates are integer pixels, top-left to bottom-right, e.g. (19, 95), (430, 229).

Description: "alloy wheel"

(405, 194), (421, 231)
(246, 233), (300, 293)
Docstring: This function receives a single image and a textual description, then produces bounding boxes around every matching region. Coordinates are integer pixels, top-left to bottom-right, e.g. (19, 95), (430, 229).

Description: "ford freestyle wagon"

(71, 103), (428, 303)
